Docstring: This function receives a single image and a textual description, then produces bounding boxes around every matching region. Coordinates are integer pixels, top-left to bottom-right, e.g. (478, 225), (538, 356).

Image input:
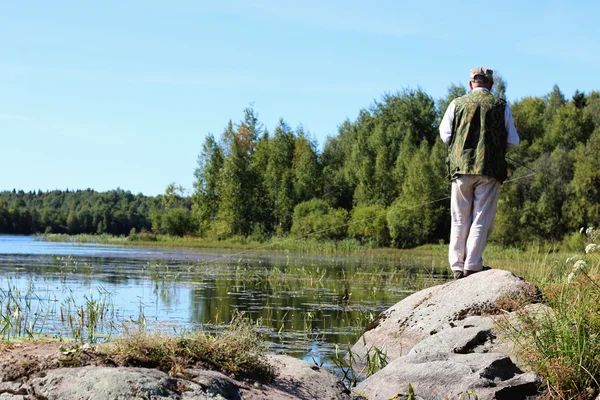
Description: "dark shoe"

(464, 266), (492, 277)
(453, 271), (464, 280)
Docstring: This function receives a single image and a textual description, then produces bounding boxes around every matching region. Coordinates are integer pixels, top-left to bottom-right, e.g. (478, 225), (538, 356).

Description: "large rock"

(29, 366), (236, 400)
(0, 349), (352, 400)
(244, 355), (352, 400)
(351, 269), (537, 362)
(355, 352), (541, 400)
(350, 269), (544, 400)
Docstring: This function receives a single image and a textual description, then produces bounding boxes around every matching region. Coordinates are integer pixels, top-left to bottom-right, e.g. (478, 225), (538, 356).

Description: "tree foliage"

(4, 83), (600, 248)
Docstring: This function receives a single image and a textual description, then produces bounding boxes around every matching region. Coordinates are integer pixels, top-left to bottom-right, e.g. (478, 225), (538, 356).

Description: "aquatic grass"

(38, 232), (414, 256)
(0, 281), (56, 340)
(39, 233), (129, 245)
(0, 281), (120, 343)
(85, 286), (117, 341)
(59, 288), (117, 343)
(330, 344), (387, 388)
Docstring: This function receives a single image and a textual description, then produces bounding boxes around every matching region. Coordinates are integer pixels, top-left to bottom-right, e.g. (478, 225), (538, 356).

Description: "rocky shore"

(0, 269), (549, 400)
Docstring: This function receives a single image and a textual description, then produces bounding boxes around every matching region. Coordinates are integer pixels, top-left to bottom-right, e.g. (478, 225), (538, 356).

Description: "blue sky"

(1, 0), (598, 196)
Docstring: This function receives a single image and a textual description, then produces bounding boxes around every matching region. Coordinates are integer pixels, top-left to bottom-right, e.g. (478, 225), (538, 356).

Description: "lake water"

(0, 235), (449, 368)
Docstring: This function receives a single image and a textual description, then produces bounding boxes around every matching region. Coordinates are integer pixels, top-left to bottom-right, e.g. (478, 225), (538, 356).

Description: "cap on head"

(470, 67), (494, 84)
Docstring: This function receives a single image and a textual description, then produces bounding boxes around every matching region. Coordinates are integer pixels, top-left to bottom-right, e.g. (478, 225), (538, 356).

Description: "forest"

(1, 82), (599, 248)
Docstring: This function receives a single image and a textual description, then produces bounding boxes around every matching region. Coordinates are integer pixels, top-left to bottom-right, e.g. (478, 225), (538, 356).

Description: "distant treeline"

(3, 83), (599, 247)
(0, 188), (191, 236)
(0, 189), (154, 235)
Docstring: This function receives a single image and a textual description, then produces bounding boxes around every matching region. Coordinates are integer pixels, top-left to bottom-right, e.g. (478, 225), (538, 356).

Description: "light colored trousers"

(449, 174), (501, 273)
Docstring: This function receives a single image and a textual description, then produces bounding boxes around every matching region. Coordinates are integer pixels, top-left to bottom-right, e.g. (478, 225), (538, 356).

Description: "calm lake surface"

(0, 235), (449, 367)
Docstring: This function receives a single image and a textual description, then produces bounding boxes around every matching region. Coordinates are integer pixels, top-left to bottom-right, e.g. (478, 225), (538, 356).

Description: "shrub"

(562, 231), (587, 252)
(387, 198), (443, 248)
(162, 208), (194, 237)
(347, 205), (389, 247)
(290, 199), (348, 240)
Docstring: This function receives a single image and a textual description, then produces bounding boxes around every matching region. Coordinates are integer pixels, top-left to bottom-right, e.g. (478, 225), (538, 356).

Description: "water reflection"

(0, 235), (450, 366)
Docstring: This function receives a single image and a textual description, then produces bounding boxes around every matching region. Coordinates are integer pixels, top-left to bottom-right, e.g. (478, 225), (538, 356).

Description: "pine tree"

(192, 134), (224, 234)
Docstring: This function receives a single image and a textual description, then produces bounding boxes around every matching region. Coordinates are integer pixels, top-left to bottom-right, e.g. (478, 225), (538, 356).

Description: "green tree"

(437, 83), (467, 120)
(263, 120), (295, 232)
(348, 89), (438, 207)
(321, 132), (354, 210)
(162, 208), (193, 236)
(292, 131), (321, 204)
(491, 73), (507, 100)
(216, 126), (255, 237)
(572, 90), (586, 109)
(387, 142), (445, 248)
(66, 207), (80, 234)
(249, 130), (272, 237)
(511, 96), (547, 146)
(564, 130), (600, 228)
(584, 91), (600, 128)
(543, 103), (593, 151)
(192, 134), (224, 234)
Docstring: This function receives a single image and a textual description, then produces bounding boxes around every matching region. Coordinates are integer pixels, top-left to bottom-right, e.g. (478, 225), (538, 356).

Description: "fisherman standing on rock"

(439, 67), (520, 280)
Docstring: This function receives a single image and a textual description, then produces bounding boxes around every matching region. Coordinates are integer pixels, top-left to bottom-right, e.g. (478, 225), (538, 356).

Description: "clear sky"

(2, 0), (598, 196)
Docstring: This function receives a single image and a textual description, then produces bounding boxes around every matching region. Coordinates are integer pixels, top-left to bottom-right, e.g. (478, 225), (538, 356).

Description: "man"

(439, 67), (520, 279)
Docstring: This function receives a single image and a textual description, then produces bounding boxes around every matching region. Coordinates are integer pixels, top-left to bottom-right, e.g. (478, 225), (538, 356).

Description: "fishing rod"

(506, 155), (538, 175)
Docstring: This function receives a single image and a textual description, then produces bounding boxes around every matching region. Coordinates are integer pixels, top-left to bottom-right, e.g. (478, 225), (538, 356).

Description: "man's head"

(469, 67), (494, 90)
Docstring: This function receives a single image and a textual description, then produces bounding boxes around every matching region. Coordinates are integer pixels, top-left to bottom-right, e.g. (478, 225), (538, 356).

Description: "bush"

(348, 205), (389, 247)
(387, 198), (443, 248)
(162, 208), (194, 237)
(562, 231), (587, 252)
(290, 199), (348, 240)
(128, 228), (157, 242)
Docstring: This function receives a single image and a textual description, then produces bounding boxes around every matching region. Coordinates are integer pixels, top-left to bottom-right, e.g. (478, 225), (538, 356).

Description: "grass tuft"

(105, 312), (275, 382)
(496, 230), (600, 400)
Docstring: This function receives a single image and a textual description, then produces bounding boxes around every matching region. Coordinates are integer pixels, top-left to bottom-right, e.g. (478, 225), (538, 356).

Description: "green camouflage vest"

(447, 89), (508, 182)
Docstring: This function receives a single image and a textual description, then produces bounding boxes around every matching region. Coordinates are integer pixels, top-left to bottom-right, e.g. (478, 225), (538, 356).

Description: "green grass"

(0, 281), (117, 342)
(36, 233), (565, 266)
(331, 343), (388, 388)
(41, 233), (386, 255)
(493, 234), (600, 400)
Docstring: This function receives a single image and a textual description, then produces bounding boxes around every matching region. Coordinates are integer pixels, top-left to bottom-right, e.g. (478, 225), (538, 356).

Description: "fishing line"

(198, 171), (538, 265)
(506, 155), (539, 175)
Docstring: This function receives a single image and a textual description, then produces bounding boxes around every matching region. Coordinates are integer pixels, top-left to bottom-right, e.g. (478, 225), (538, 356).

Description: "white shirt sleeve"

(439, 100), (455, 145)
(504, 103), (520, 151)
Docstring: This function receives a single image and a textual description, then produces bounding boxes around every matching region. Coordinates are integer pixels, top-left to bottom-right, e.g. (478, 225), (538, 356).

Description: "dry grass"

(102, 313), (275, 382)
(0, 342), (15, 352)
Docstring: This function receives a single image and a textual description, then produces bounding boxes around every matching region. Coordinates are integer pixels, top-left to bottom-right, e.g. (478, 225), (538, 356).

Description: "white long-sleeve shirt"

(439, 88), (520, 150)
